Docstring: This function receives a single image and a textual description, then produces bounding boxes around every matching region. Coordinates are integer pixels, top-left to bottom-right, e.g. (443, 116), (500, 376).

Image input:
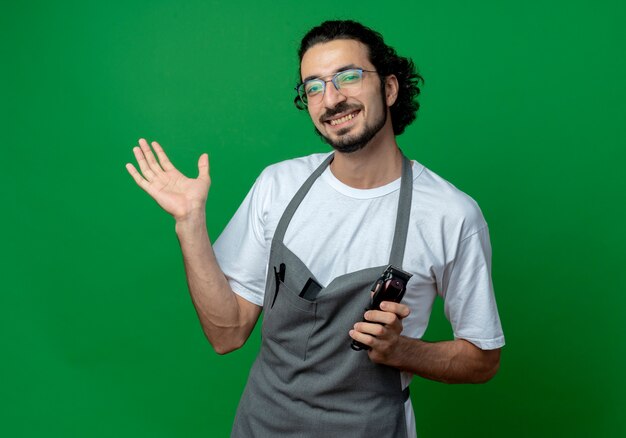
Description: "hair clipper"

(351, 265), (412, 351)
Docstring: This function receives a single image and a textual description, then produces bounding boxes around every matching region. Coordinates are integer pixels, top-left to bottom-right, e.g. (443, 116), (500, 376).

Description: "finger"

(364, 309), (398, 325)
(151, 141), (174, 171)
(349, 329), (376, 348)
(354, 321), (386, 337)
(379, 301), (411, 319)
(197, 153), (210, 180)
(125, 163), (151, 192)
(133, 146), (156, 182)
(138, 138), (164, 173)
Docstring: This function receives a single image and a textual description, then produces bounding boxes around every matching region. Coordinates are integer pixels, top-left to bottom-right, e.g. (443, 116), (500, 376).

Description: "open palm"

(126, 139), (210, 220)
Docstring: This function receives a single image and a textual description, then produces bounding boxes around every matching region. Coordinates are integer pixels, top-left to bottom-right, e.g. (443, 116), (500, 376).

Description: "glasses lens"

(302, 79), (325, 105)
(335, 69), (363, 94)
(296, 69), (365, 107)
(297, 84), (309, 106)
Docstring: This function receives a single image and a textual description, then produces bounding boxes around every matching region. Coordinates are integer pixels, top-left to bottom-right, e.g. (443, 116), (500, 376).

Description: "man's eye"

(337, 71), (361, 84)
(306, 83), (324, 95)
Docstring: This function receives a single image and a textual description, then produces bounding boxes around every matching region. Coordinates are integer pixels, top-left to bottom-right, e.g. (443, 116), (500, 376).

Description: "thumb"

(197, 153), (210, 180)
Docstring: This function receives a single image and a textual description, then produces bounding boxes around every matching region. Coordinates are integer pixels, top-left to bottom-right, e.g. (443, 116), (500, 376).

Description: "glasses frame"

(294, 68), (377, 109)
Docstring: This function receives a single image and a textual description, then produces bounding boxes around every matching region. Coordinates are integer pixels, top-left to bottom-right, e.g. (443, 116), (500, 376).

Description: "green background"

(3, 0), (625, 436)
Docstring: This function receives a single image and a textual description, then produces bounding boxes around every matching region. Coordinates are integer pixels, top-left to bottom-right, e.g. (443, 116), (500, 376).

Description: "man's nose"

(322, 83), (347, 108)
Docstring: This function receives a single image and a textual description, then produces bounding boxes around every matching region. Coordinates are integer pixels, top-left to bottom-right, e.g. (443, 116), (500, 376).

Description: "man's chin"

(315, 128), (367, 154)
(333, 125), (354, 136)
(325, 136), (368, 154)
(315, 105), (387, 155)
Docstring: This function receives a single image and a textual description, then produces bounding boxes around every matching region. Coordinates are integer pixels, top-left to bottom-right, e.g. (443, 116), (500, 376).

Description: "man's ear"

(385, 74), (399, 106)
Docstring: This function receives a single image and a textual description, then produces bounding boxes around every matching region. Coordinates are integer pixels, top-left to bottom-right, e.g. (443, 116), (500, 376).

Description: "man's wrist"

(174, 207), (207, 232)
(385, 336), (424, 370)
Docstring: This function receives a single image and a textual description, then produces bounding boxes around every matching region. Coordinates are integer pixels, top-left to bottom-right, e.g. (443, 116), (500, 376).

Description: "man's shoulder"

(412, 162), (488, 239)
(256, 152), (331, 187)
(249, 152), (332, 204)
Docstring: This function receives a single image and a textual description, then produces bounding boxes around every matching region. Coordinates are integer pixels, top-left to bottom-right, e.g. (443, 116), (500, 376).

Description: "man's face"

(300, 39), (388, 154)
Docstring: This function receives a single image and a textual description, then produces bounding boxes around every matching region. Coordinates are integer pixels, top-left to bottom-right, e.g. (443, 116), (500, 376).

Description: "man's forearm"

(175, 209), (260, 354)
(387, 337), (500, 384)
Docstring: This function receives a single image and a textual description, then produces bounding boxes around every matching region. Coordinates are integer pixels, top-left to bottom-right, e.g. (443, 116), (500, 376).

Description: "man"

(126, 20), (504, 438)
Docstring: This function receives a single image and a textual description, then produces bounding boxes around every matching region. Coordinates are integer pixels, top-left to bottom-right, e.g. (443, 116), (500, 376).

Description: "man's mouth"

(325, 110), (361, 127)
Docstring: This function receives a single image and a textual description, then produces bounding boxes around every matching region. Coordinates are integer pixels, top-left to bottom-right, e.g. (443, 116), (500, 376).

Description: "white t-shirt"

(213, 152), (505, 436)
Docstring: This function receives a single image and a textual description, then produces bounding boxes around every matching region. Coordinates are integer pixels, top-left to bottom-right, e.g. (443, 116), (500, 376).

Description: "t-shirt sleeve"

(213, 173), (271, 307)
(440, 226), (505, 350)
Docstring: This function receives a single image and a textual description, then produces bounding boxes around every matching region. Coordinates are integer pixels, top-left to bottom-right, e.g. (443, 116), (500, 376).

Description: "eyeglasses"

(295, 68), (377, 107)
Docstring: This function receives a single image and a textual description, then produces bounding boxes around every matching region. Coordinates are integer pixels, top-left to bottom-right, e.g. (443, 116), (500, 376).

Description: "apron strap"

(273, 152), (413, 270)
(273, 153), (335, 244)
(388, 154), (413, 268)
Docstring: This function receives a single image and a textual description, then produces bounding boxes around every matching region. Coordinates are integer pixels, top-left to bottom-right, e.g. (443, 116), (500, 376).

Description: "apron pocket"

(262, 277), (317, 361)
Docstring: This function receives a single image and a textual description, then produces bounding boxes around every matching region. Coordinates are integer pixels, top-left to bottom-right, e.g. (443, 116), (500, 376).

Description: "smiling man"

(127, 20), (504, 438)
(301, 42), (389, 154)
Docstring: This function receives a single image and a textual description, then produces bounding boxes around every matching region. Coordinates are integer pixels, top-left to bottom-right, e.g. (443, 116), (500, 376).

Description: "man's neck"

(329, 134), (404, 190)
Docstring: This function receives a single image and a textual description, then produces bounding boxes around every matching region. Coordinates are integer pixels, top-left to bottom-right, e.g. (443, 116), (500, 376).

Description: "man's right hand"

(125, 138), (260, 353)
(125, 138), (210, 221)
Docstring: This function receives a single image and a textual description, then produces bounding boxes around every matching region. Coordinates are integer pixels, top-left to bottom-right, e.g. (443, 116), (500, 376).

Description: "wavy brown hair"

(297, 20), (424, 135)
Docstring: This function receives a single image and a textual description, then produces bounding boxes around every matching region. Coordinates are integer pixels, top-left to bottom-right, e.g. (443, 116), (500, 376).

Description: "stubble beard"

(314, 93), (388, 154)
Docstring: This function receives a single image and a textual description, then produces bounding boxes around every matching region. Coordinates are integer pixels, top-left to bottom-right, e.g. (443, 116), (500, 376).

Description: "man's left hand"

(349, 301), (410, 365)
